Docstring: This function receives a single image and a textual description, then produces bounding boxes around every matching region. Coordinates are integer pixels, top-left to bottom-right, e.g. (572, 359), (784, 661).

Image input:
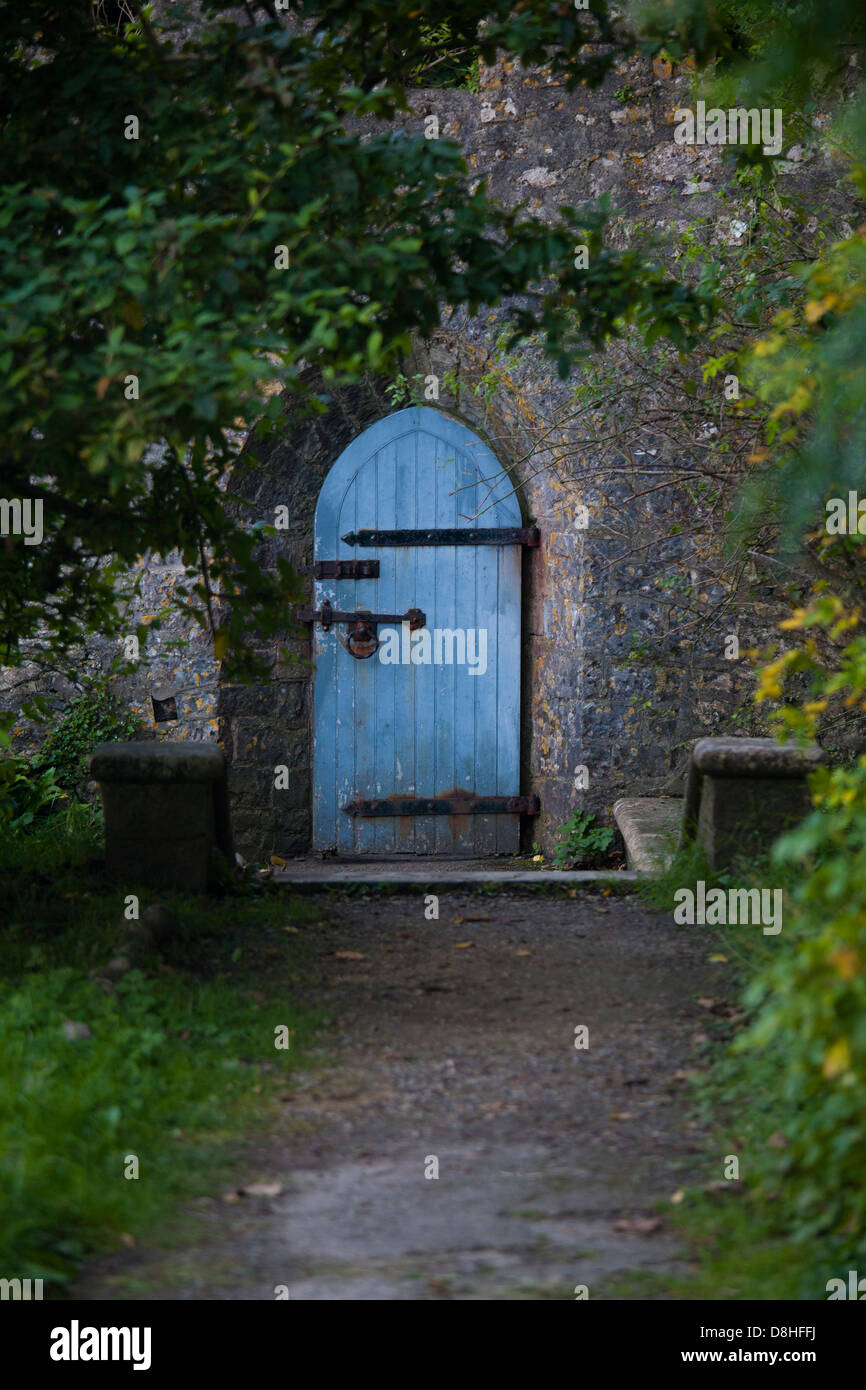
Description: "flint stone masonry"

(90, 742), (233, 893)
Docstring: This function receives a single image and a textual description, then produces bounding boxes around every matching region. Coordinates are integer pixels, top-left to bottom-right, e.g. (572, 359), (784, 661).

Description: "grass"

(601, 1198), (831, 1301)
(0, 803), (323, 1295)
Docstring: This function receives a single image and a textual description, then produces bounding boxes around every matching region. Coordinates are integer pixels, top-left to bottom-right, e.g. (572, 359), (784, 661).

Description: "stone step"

(613, 797), (683, 874)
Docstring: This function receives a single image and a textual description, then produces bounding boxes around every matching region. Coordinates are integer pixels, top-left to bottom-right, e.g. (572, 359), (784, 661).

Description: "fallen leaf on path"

(242, 1182), (284, 1198)
(697, 997), (716, 1009)
(613, 1216), (661, 1235)
(282, 926), (300, 934)
(333, 950), (366, 960)
(462, 913), (491, 922)
(608, 1111), (635, 1121)
(708, 953), (728, 963)
(516, 949), (532, 957)
(454, 941), (474, 949)
(669, 1189), (685, 1205)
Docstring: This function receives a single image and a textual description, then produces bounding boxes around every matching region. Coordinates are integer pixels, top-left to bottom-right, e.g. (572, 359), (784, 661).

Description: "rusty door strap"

(340, 527), (540, 547)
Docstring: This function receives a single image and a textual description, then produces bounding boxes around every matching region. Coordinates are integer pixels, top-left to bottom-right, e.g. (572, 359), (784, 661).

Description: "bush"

(33, 686), (139, 795)
(724, 595), (866, 1260)
(735, 757), (866, 1254)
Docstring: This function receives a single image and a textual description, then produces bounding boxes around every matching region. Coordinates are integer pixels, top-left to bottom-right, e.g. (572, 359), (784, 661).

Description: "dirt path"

(77, 888), (727, 1301)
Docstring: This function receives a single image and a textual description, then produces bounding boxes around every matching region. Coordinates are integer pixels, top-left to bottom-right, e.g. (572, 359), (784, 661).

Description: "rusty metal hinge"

(312, 559), (380, 580)
(340, 527), (540, 548)
(342, 794), (540, 816)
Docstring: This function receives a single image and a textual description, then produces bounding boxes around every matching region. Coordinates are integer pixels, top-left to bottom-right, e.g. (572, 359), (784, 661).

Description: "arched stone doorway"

(219, 377), (541, 863)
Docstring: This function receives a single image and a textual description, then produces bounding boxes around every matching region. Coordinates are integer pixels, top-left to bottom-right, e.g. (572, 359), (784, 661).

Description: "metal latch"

(297, 599), (426, 660)
(312, 559), (380, 580)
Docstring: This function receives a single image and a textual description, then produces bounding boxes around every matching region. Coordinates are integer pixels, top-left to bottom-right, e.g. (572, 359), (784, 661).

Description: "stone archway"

(218, 370), (541, 863)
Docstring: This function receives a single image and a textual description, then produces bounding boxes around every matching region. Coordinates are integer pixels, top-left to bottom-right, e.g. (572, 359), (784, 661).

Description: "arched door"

(310, 407), (535, 855)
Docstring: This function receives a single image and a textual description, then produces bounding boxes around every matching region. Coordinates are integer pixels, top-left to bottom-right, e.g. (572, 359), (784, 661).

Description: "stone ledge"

(272, 867), (639, 888)
(90, 740), (226, 783)
(691, 736), (826, 778)
(613, 797), (682, 874)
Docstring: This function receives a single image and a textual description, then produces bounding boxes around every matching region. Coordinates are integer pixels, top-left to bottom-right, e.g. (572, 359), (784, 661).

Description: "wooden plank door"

(311, 407), (524, 856)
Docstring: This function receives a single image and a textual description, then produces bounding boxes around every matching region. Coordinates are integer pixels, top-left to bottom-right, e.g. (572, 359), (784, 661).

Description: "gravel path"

(77, 888), (727, 1300)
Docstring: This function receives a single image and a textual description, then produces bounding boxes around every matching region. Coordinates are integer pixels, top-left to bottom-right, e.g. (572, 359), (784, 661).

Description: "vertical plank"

(345, 447), (380, 854)
(448, 440), (477, 855)
(433, 436), (459, 855)
(372, 440), (397, 854)
(333, 474), (358, 852)
(412, 421), (438, 854)
(472, 494), (501, 855)
(393, 420), (418, 852)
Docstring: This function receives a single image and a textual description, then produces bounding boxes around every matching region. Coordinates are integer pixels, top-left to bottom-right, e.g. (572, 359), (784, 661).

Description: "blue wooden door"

(311, 407), (524, 855)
